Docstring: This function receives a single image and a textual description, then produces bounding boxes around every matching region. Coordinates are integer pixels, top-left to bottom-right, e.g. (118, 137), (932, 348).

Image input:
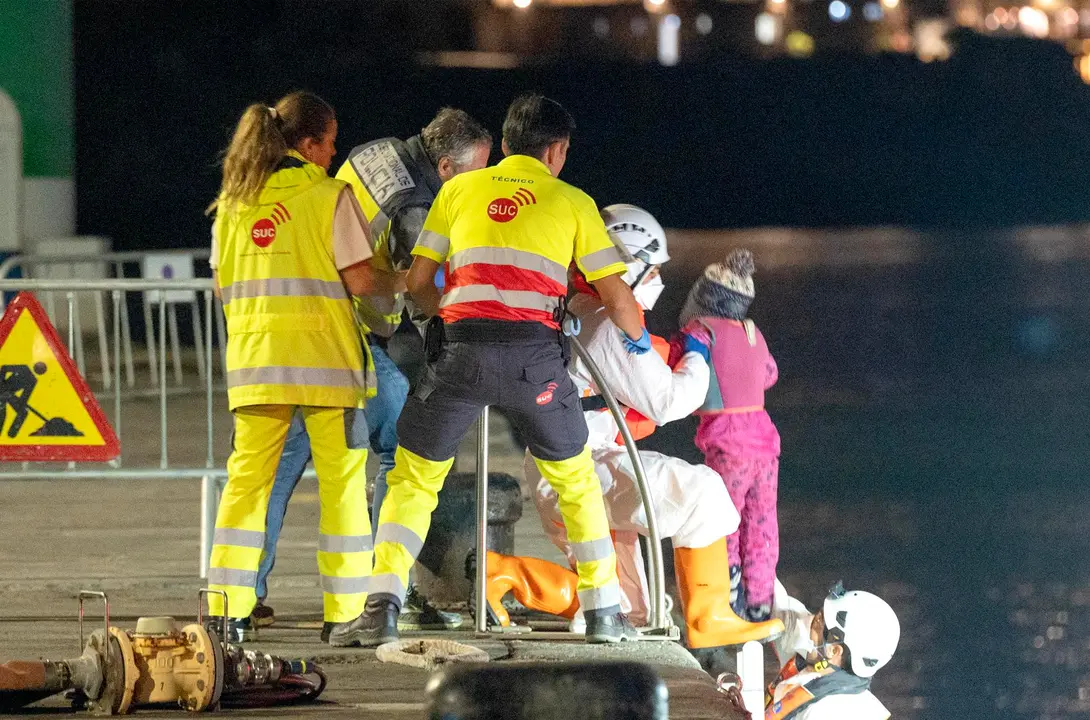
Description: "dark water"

(639, 226), (1090, 720)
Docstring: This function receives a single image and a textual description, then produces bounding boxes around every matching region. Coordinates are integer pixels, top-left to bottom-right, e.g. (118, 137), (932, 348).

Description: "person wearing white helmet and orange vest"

(765, 580), (901, 719)
(479, 204), (784, 657)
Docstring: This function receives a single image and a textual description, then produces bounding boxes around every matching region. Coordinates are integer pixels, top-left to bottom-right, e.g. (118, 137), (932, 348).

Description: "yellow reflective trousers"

(370, 445), (621, 615)
(207, 405), (371, 622)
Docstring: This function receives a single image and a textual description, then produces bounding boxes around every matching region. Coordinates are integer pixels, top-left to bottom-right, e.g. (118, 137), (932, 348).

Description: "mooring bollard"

(425, 661), (669, 720)
(412, 465), (523, 607)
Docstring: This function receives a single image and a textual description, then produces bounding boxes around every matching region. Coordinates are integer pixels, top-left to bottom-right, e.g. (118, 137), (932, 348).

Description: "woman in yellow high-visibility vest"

(206, 90), (404, 642)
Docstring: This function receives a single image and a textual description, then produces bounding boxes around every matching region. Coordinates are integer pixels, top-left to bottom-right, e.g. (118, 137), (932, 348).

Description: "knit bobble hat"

(679, 249), (756, 325)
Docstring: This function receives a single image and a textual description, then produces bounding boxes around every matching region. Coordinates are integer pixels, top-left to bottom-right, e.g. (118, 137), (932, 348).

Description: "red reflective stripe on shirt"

(447, 263), (567, 296)
(440, 301), (558, 329)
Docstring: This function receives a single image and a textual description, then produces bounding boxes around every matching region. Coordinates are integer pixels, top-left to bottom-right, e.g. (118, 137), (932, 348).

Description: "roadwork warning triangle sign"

(0, 292), (120, 461)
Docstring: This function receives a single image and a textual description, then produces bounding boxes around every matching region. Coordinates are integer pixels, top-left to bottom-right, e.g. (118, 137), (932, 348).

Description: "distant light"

(1081, 8), (1090, 27)
(829, 0), (851, 21)
(513, 0), (531, 8)
(1062, 7), (1079, 25)
(658, 13), (681, 65)
(1078, 54), (1090, 84)
(695, 13), (714, 34)
(880, 0), (899, 9)
(648, 0), (666, 4)
(1003, 8), (1019, 29)
(785, 30), (815, 56)
(631, 15), (650, 36)
(863, 2), (883, 21)
(915, 18), (951, 60)
(593, 16), (610, 38)
(994, 7), (1009, 21)
(985, 12), (1000, 30)
(771, 0), (788, 6)
(1018, 6), (1049, 37)
(756, 12), (781, 44)
(645, 0), (667, 11)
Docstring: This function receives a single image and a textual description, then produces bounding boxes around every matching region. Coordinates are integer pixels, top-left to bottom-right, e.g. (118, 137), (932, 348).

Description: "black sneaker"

(320, 622), (334, 643)
(744, 603), (773, 623)
(729, 566), (745, 617)
(585, 612), (641, 644)
(203, 615), (256, 643)
(251, 602), (275, 628)
(327, 598), (400, 647)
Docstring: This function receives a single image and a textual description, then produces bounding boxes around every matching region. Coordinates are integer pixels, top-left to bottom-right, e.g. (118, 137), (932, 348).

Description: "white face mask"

(632, 274), (665, 311)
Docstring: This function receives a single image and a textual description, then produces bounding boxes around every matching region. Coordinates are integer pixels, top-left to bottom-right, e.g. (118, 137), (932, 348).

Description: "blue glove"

(621, 328), (652, 355)
(682, 333), (711, 363)
(434, 267), (446, 291)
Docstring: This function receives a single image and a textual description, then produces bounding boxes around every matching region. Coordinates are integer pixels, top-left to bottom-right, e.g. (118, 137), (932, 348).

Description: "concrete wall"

(0, 0), (75, 249)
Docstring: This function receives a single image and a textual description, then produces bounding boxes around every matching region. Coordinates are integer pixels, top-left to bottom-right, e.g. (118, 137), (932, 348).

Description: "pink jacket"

(684, 317), (781, 458)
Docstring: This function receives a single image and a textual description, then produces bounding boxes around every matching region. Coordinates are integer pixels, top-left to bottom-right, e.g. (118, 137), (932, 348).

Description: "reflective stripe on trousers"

(532, 447), (620, 613)
(208, 404), (371, 622)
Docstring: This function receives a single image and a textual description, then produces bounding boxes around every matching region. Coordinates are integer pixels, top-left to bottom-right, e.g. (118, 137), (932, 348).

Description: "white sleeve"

(771, 578), (818, 665)
(587, 317), (709, 426)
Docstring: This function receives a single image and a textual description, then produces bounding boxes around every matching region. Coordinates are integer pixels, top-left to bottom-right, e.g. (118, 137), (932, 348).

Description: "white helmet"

(600, 204), (669, 310)
(823, 588), (900, 679)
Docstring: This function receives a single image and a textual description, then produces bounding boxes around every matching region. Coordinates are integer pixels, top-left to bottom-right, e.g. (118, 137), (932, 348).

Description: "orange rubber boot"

(674, 538), (784, 648)
(484, 551), (580, 627)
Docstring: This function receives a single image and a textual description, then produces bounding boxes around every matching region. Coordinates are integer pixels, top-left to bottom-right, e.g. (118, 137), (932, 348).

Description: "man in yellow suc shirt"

(329, 94), (653, 648)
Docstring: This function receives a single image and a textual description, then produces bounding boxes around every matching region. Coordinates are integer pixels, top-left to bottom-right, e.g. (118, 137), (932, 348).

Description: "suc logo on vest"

(251, 202), (293, 248)
(487, 188), (537, 223)
(251, 219), (276, 247)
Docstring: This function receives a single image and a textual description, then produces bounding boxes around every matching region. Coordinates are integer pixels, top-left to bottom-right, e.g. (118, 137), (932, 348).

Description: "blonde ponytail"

(208, 91), (335, 215)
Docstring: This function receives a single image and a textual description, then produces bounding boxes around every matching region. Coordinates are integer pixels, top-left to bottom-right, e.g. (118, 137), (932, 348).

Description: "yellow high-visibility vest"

(335, 162), (405, 337)
(214, 151), (377, 410)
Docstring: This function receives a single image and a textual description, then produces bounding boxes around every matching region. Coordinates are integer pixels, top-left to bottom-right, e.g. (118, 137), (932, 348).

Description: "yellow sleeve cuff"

(582, 262), (628, 282)
(412, 245), (445, 263)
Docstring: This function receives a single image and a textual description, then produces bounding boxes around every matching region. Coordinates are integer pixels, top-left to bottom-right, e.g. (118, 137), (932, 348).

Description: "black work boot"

(327, 598), (400, 647)
(203, 615), (256, 643)
(585, 611), (641, 644)
(320, 622), (335, 643)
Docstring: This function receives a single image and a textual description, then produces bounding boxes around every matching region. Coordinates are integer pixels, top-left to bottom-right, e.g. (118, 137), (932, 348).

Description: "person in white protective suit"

(763, 580), (900, 720)
(479, 204), (783, 652)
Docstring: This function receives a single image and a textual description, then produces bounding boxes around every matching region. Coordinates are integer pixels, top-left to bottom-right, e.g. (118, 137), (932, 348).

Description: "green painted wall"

(0, 0), (72, 177)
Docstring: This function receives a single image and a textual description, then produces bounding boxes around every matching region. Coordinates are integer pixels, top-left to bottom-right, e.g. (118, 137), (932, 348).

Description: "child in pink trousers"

(679, 249), (781, 623)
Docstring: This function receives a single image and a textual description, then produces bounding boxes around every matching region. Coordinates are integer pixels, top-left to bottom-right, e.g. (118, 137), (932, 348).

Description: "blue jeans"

(255, 344), (411, 601)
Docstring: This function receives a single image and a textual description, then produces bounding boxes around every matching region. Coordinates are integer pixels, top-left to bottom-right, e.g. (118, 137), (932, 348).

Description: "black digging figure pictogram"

(0, 362), (83, 438)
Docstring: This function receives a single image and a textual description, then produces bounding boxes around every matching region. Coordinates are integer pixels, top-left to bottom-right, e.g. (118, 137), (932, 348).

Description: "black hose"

(217, 665), (328, 709)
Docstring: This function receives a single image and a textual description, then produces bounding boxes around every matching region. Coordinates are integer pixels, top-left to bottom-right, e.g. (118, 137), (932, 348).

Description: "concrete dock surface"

(0, 392), (749, 719)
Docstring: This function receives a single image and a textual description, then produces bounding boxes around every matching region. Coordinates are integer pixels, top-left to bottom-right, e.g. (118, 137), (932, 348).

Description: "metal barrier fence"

(0, 251), (224, 396)
(0, 278), (248, 579)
